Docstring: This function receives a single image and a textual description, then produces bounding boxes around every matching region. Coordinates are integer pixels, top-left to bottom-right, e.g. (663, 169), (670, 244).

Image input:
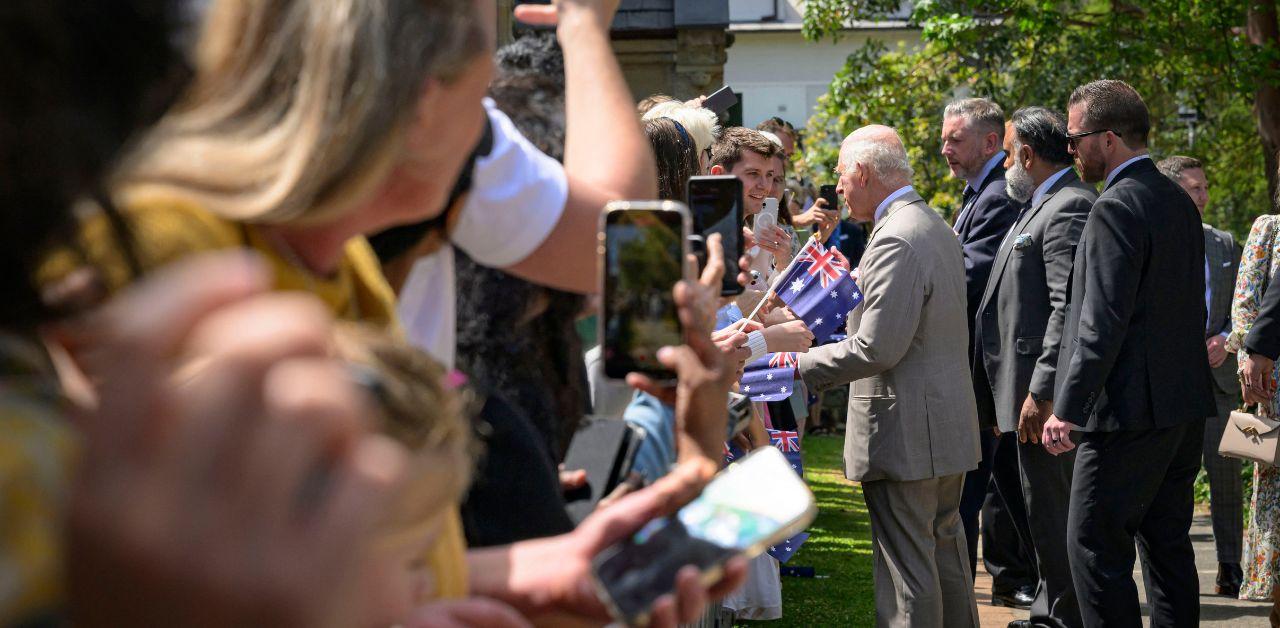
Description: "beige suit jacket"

(797, 191), (981, 482)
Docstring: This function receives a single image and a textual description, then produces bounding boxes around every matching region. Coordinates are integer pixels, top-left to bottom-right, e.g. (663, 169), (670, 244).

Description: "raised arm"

(507, 0), (657, 294)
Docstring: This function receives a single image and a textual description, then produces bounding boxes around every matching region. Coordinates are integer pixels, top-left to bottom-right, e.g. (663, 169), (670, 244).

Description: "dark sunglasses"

(1065, 128), (1122, 149)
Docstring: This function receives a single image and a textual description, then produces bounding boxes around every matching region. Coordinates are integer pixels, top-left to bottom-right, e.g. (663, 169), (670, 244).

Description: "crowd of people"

(7, 1), (1280, 628)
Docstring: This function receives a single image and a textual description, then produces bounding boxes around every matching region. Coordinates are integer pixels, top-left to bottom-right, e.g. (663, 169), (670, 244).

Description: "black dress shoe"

(991, 583), (1035, 609)
(1216, 562), (1243, 597)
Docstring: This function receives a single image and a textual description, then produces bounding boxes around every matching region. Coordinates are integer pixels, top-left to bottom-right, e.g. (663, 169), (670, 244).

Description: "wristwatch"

(1029, 391), (1050, 404)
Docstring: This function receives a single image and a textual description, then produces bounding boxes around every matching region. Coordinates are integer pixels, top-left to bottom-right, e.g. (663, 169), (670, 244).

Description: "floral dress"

(1228, 214), (1280, 600)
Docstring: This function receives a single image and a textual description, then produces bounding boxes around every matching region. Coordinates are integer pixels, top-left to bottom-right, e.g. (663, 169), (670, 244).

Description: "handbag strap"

(1240, 403), (1275, 419)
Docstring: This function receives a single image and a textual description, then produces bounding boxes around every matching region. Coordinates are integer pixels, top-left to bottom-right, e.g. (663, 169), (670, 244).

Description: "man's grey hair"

(839, 136), (913, 183)
(944, 97), (1005, 139)
(1156, 155), (1203, 182)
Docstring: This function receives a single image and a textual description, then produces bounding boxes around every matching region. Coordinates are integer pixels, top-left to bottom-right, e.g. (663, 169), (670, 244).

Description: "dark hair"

(944, 98), (1005, 139)
(0, 0), (186, 330)
(1156, 155), (1204, 182)
(709, 127), (779, 173)
(1068, 79), (1150, 148)
(645, 118), (699, 203)
(1010, 107), (1071, 167)
(489, 32), (566, 161)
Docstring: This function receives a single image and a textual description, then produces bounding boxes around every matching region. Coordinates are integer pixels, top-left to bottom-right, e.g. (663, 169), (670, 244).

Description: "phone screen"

(602, 208), (685, 380)
(592, 448), (814, 625)
(687, 176), (744, 296)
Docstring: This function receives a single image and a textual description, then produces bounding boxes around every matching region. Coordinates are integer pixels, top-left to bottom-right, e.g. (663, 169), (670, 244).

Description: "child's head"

(332, 324), (475, 625)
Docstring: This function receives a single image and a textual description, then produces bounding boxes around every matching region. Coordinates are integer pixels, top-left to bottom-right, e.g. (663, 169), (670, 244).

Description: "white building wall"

(724, 1), (919, 128)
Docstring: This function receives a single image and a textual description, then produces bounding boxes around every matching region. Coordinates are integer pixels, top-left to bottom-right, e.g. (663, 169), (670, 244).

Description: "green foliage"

(739, 434), (875, 626)
(801, 0), (1280, 236)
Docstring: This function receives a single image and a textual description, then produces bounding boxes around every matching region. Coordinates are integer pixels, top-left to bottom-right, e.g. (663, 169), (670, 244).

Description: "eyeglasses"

(1065, 128), (1121, 149)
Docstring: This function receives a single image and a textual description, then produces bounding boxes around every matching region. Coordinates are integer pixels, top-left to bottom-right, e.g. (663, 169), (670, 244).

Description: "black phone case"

(562, 418), (645, 524)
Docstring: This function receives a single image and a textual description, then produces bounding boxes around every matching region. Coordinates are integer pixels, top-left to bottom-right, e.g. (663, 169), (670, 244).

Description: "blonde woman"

(41, 0), (660, 611)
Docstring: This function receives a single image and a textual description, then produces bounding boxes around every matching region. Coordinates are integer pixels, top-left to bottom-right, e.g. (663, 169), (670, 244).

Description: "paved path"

(977, 516), (1271, 627)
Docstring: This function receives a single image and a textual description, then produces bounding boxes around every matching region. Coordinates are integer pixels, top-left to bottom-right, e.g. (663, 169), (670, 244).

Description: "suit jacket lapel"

(1204, 228), (1231, 334)
(980, 172), (1079, 310)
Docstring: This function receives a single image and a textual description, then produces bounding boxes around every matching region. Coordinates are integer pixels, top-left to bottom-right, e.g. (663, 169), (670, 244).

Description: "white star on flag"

(813, 318), (823, 325)
(781, 386), (788, 393)
(835, 312), (843, 319)
(830, 291), (837, 298)
(766, 373), (774, 380)
(744, 385), (751, 392)
(790, 279), (804, 293)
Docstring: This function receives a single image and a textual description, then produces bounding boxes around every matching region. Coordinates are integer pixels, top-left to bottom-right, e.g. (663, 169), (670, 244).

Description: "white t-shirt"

(398, 98), (568, 368)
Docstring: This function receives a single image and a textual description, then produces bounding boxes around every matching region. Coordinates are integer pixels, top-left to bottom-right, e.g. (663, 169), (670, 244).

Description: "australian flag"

(738, 351), (797, 402)
(765, 428), (809, 563)
(775, 239), (863, 341)
(768, 531), (810, 564)
(768, 428), (803, 476)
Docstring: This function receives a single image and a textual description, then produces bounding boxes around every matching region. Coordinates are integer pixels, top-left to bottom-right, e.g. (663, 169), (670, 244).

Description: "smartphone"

(592, 447), (816, 626)
(726, 392), (753, 440)
(686, 175), (744, 296)
(701, 85), (738, 115)
(599, 201), (691, 381)
(819, 184), (839, 212)
(563, 418), (646, 524)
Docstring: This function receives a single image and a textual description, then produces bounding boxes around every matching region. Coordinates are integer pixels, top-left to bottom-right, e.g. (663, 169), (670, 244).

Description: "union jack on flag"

(768, 351), (798, 370)
(792, 239), (850, 288)
(771, 429), (801, 453)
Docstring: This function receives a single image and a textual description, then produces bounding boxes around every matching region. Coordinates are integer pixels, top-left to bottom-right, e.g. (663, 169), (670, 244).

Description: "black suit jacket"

(1053, 158), (1216, 431)
(955, 162), (1023, 352)
(1246, 266), (1280, 360)
(976, 171), (1096, 432)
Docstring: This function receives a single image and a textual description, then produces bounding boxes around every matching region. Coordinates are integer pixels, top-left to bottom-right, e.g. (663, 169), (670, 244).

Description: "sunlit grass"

(739, 434), (875, 626)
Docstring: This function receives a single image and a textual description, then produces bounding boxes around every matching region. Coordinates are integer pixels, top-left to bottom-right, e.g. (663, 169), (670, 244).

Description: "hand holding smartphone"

(686, 175), (744, 296)
(591, 447), (815, 626)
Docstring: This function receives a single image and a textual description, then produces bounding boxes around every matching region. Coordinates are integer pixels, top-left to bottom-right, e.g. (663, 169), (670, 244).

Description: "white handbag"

(1219, 404), (1280, 466)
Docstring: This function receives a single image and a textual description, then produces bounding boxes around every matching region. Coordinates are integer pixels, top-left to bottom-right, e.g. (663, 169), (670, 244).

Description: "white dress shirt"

(1103, 154), (1151, 190)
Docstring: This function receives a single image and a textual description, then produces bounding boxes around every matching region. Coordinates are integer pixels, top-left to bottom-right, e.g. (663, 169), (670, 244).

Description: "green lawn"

(740, 434), (875, 626)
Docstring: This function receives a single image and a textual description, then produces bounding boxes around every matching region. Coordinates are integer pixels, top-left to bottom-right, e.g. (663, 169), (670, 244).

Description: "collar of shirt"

(875, 185), (915, 224)
(1104, 154), (1151, 189)
(1030, 166), (1075, 210)
(965, 151), (1007, 194)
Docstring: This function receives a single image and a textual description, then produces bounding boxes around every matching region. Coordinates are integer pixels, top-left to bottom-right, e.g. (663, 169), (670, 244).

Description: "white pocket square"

(1013, 234), (1033, 249)
(1223, 261), (1232, 267)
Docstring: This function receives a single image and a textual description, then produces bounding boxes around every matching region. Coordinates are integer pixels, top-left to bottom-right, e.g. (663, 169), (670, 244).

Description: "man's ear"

(710, 164), (726, 176)
(986, 132), (1002, 155)
(1021, 144), (1035, 170)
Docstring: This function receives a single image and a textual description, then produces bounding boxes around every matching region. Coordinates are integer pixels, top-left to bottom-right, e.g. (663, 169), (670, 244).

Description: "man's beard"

(1005, 160), (1034, 203)
(1075, 145), (1106, 183)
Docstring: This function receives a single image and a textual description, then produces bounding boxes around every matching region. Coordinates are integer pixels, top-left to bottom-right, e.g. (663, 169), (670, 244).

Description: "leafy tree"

(800, 0), (1280, 237)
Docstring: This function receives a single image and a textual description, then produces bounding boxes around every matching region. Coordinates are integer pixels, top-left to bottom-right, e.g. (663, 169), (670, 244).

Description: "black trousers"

(990, 436), (1081, 628)
(960, 430), (1036, 591)
(1067, 419), (1204, 628)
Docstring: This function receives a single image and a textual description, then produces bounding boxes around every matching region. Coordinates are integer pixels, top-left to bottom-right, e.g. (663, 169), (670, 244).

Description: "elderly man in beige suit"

(797, 126), (981, 627)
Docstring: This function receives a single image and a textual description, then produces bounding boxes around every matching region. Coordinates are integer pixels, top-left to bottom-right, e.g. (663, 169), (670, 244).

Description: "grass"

(739, 434), (876, 626)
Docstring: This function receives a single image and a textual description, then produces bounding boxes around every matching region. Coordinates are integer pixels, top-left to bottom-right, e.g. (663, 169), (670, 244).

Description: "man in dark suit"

(975, 107), (1094, 628)
(943, 97), (1036, 606)
(1043, 80), (1217, 627)
(1157, 155), (1244, 597)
